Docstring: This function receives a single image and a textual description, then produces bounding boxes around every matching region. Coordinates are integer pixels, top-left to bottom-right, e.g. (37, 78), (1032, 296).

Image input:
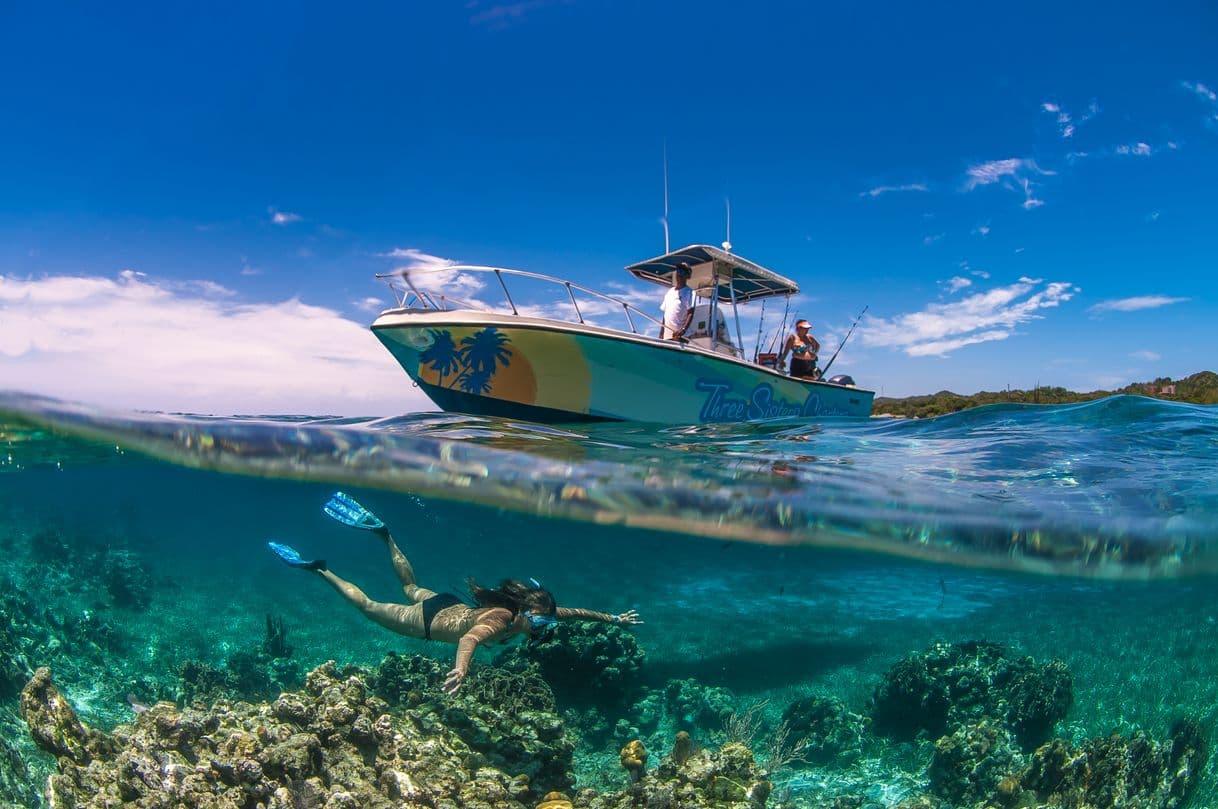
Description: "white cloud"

(963, 158), (1054, 209)
(972, 223), (991, 236)
(1041, 99), (1098, 138)
(1089, 295), (1189, 314)
(923, 233), (944, 246)
(1131, 350), (1161, 361)
(467, 0), (555, 28)
(353, 296), (386, 313)
(382, 247), (488, 305)
(860, 277), (1077, 357)
(943, 276), (972, 294)
(269, 207), (302, 225)
(1181, 80), (1217, 103)
(859, 183), (929, 198)
(1115, 142), (1153, 156)
(0, 272), (428, 416)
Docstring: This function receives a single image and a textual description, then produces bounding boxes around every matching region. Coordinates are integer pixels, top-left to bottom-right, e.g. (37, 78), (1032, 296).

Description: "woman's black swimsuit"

(790, 357), (819, 378)
(421, 593), (465, 640)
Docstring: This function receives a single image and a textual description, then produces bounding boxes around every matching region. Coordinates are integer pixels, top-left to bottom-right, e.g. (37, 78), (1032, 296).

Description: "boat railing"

(376, 265), (665, 336)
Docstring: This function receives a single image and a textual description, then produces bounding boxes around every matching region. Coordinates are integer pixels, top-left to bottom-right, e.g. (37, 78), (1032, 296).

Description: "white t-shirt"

(661, 286), (694, 334)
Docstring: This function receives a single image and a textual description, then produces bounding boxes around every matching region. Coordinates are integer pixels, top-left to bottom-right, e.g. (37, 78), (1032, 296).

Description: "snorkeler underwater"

(2, 396), (1217, 808)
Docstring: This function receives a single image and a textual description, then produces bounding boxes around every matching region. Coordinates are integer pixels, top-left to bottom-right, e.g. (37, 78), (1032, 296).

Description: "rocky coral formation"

(21, 661), (537, 809)
(870, 639), (1072, 749)
(778, 695), (868, 764)
(497, 622), (647, 710)
(584, 738), (773, 809)
(1014, 718), (1207, 809)
(372, 651), (575, 795)
(925, 715), (1209, 809)
(927, 719), (1024, 806)
(20, 661), (784, 809)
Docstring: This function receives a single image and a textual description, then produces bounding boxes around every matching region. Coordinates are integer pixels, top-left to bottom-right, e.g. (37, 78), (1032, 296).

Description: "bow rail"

(376, 265), (665, 336)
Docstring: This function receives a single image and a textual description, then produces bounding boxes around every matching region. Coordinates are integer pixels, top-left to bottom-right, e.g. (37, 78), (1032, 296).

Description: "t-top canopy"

(625, 244), (799, 303)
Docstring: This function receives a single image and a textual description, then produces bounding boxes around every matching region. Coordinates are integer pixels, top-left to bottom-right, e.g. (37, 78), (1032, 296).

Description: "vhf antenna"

(661, 143), (670, 254)
(722, 198), (732, 252)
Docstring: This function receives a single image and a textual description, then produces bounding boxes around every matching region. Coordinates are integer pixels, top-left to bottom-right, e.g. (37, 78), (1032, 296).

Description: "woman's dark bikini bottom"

(421, 593), (465, 640)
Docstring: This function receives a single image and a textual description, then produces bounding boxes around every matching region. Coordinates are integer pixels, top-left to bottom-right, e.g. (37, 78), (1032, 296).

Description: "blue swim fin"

(323, 491), (385, 531)
(267, 541), (327, 571)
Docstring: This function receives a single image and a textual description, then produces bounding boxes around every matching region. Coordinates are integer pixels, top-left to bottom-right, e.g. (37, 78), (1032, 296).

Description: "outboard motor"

(827, 374), (855, 387)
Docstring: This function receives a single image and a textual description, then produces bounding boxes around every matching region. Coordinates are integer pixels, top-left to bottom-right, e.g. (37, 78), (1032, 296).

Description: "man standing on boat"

(660, 262), (695, 341)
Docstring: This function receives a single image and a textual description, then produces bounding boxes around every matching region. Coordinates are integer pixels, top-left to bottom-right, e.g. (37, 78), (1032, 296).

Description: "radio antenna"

(722, 198), (732, 252)
(661, 143), (670, 254)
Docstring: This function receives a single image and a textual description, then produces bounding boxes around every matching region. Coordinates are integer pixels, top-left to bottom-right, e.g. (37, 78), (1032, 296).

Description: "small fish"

(937, 576), (947, 609)
(127, 693), (150, 714)
(778, 585), (785, 596)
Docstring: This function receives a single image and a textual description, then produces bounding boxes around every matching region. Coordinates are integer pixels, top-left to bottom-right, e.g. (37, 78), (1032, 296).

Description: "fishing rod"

(766, 296), (792, 354)
(819, 305), (868, 378)
(753, 298), (767, 362)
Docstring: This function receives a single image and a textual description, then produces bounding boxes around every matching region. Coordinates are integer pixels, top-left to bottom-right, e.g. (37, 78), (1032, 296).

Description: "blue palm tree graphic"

(419, 330), (460, 386)
(456, 327), (512, 394)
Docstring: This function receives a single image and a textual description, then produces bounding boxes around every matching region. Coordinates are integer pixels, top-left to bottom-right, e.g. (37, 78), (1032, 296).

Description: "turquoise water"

(1, 392), (1216, 807)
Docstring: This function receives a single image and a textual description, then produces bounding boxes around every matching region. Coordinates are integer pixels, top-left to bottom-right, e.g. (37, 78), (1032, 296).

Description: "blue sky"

(2, 1), (1215, 413)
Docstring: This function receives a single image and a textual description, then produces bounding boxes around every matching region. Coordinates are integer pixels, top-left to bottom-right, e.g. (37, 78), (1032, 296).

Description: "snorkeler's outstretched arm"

(556, 607), (644, 625)
(443, 608), (514, 694)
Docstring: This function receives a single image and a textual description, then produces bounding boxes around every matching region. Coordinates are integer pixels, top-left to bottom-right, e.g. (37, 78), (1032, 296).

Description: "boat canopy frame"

(377, 243), (798, 361)
(625, 244), (800, 303)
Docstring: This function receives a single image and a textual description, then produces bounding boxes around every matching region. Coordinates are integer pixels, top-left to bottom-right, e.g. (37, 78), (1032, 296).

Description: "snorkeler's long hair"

(467, 578), (556, 616)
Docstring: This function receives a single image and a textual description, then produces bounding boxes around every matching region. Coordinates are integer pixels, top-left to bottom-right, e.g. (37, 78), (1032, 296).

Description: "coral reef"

(927, 719), (1023, 806)
(778, 695), (868, 764)
(371, 652), (575, 795)
(585, 739), (773, 809)
(22, 661), (536, 809)
(19, 661), (785, 809)
(497, 622), (647, 710)
(870, 639), (1072, 749)
(1014, 718), (1207, 809)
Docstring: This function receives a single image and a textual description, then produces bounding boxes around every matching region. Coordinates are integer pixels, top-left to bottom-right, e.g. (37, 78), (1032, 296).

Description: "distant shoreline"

(872, 370), (1217, 418)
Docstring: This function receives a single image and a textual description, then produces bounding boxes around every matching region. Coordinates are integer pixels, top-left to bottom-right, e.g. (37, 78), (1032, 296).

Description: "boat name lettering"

(696, 379), (853, 421)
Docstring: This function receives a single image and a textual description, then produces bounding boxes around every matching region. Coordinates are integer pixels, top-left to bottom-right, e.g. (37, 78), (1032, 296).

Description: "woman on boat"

(779, 319), (821, 380)
(268, 492), (642, 695)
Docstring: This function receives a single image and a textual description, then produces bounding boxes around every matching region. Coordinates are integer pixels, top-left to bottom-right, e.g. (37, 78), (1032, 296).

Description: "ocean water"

(1, 391), (1217, 807)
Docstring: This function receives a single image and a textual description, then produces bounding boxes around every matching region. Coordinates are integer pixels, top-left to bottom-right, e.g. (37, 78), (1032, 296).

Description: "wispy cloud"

(269, 207), (302, 225)
(1089, 295), (1189, 314)
(962, 158), (1053, 209)
(859, 183), (929, 199)
(1041, 99), (1099, 138)
(860, 277), (1077, 357)
(942, 276), (972, 294)
(1180, 80), (1218, 125)
(1131, 350), (1161, 362)
(923, 233), (944, 246)
(0, 272), (425, 415)
(384, 247), (486, 303)
(972, 223), (991, 236)
(1115, 142), (1153, 156)
(467, 0), (559, 29)
(353, 296), (386, 313)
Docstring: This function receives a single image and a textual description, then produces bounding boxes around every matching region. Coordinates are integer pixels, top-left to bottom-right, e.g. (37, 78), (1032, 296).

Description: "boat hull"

(372, 311), (874, 423)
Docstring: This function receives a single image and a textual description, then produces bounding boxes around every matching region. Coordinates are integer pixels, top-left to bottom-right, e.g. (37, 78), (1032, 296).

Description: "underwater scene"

(1, 391), (1217, 809)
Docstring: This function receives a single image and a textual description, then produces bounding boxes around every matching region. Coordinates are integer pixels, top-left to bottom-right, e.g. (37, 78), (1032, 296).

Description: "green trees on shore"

(873, 371), (1218, 418)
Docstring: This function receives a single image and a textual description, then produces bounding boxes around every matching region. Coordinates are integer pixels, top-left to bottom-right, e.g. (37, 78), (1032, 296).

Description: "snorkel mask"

(523, 611), (558, 647)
